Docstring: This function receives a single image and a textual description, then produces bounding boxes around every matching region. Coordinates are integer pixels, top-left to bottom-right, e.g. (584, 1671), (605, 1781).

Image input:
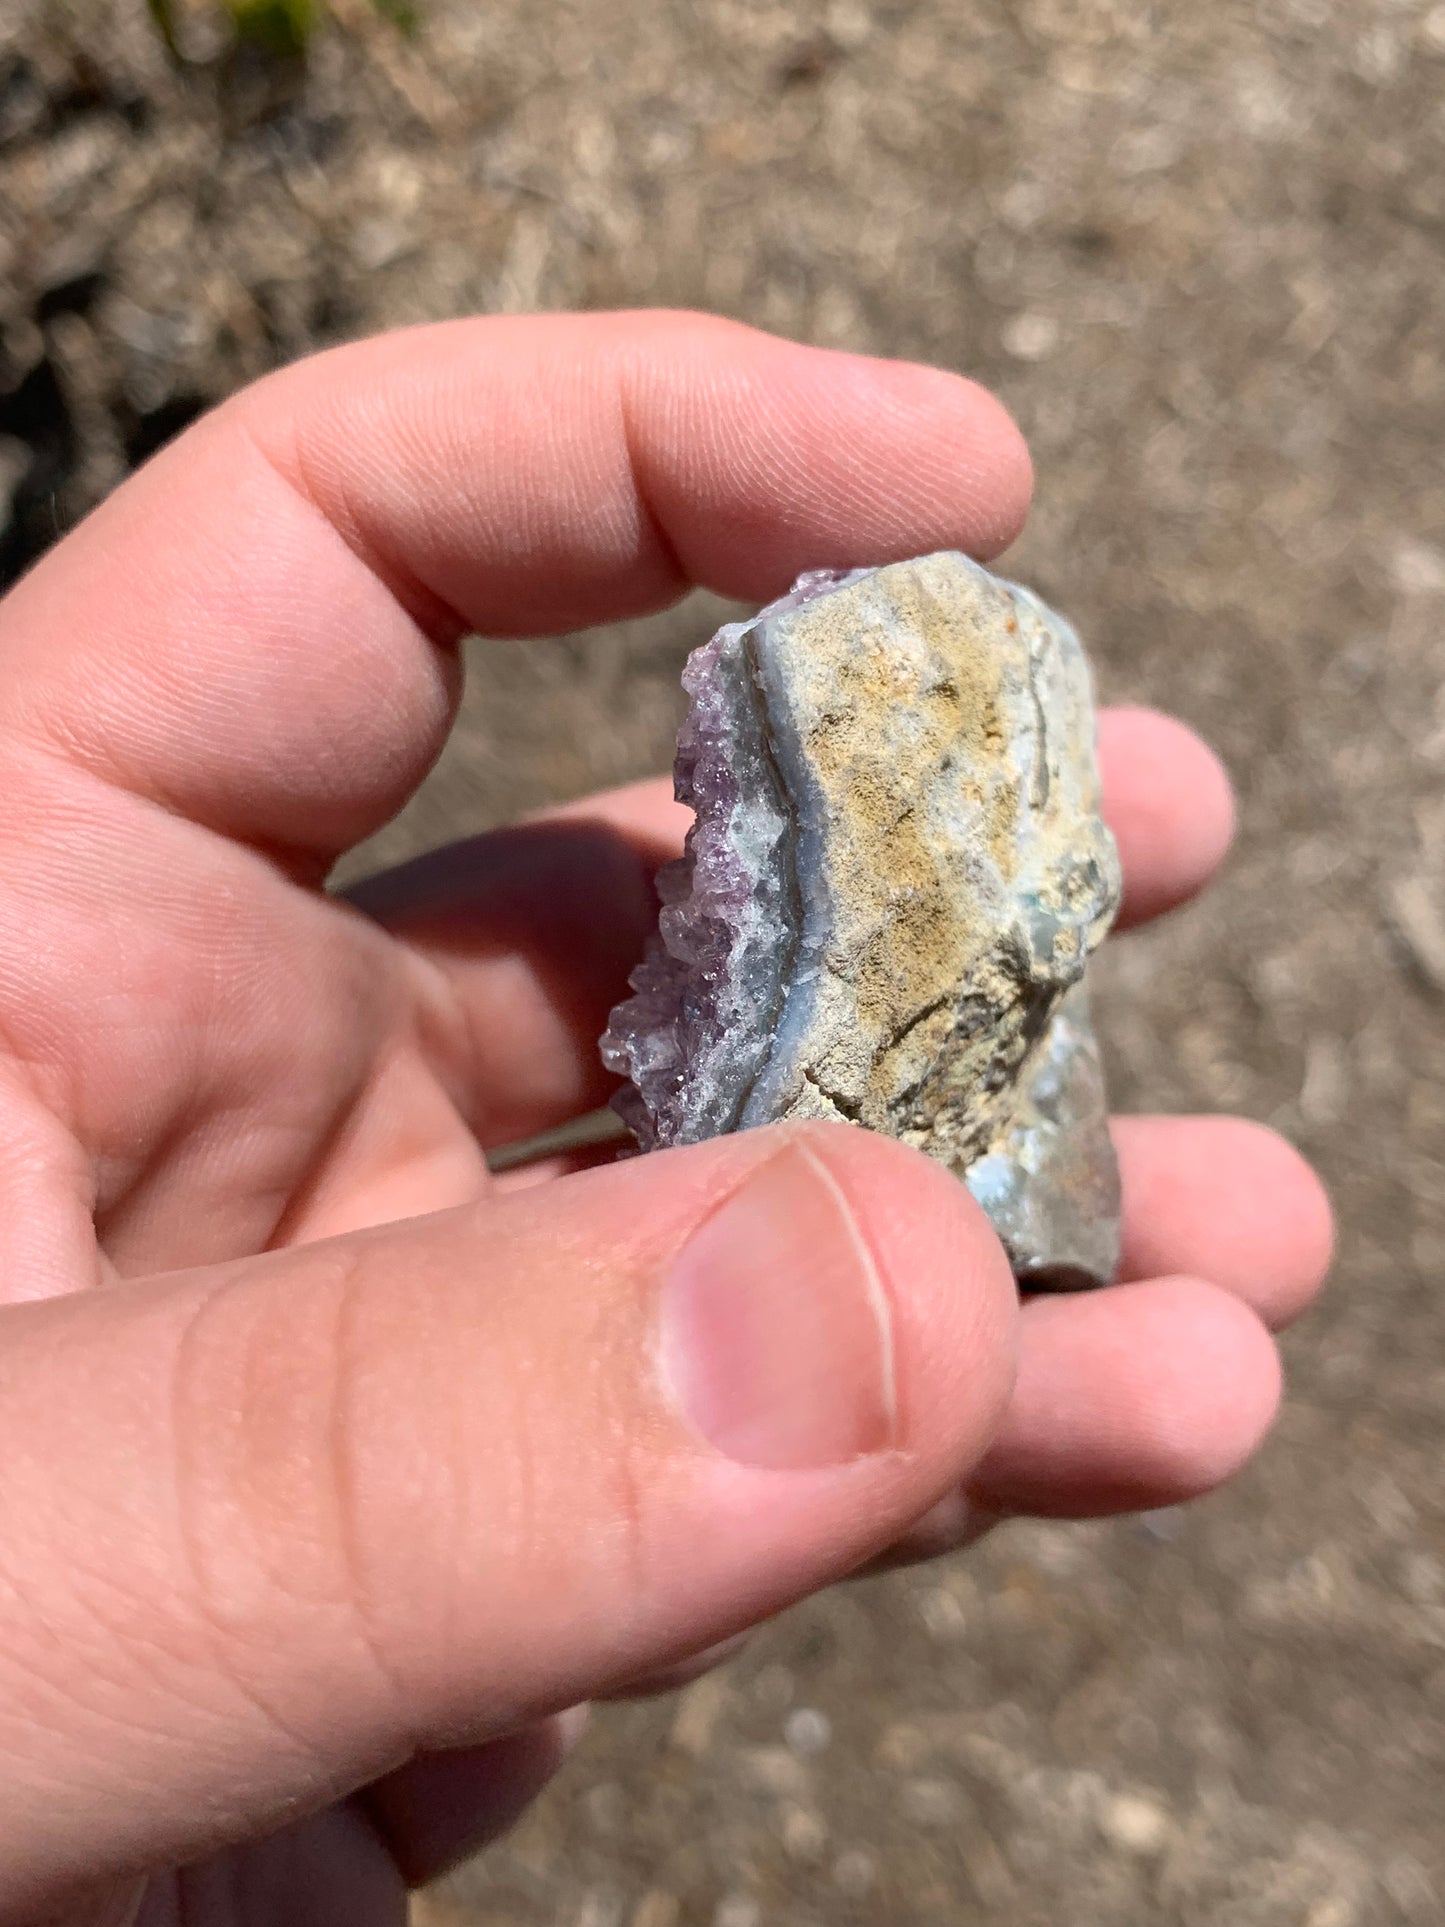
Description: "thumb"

(0, 1121), (1016, 1916)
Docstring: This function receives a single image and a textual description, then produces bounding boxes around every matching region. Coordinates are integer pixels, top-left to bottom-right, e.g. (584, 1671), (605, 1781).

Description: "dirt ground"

(3, 1), (1445, 1921)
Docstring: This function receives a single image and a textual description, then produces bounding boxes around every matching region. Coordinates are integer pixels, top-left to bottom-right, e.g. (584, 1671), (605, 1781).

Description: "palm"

(84, 845), (482, 1276)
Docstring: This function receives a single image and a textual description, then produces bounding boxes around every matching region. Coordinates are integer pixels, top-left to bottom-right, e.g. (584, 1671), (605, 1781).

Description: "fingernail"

(659, 1143), (898, 1469)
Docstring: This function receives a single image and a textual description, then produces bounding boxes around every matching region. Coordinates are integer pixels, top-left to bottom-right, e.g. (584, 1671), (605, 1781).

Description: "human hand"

(0, 312), (1330, 1925)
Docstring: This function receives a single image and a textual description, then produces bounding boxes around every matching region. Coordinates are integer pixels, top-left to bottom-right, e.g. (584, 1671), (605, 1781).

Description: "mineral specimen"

(600, 551), (1123, 1289)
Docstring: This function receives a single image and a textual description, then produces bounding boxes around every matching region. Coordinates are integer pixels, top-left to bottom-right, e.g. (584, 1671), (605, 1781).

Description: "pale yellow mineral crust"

(752, 554), (1115, 1155)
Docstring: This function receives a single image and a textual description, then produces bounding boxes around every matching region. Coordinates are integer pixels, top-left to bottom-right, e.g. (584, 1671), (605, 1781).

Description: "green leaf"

(369, 0), (419, 32)
(145, 0), (184, 59)
(225, 0), (321, 54)
(146, 0), (420, 58)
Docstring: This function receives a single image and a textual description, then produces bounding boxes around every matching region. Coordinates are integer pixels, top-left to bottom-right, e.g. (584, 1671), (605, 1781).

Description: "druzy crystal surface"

(600, 552), (1123, 1288)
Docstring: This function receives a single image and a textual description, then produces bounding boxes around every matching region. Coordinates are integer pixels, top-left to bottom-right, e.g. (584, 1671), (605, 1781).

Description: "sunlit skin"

(0, 313), (1332, 1926)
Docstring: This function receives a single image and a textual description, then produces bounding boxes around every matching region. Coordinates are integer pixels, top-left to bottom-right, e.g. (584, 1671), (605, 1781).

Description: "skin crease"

(0, 313), (1333, 1927)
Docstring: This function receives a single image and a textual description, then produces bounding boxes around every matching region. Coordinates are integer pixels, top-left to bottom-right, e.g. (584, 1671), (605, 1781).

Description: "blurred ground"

(4, 1), (1445, 1921)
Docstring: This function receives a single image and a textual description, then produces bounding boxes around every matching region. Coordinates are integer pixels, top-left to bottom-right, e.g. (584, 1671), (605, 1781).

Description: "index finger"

(0, 311), (1031, 865)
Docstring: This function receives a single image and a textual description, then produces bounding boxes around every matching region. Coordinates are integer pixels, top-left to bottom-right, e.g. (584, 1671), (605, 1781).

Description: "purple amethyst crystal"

(602, 571), (852, 1149)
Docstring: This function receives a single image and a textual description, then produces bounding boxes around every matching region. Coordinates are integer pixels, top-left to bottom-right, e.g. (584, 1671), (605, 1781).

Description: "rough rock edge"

(601, 556), (1121, 1287)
